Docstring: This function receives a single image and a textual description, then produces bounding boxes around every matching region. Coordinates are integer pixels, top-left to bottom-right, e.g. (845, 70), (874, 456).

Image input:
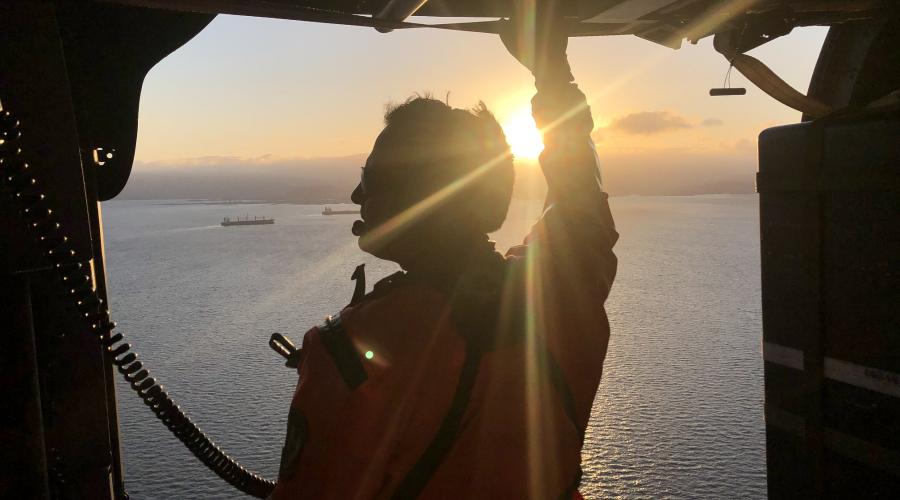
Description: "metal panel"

(0, 3), (120, 498)
(758, 113), (900, 498)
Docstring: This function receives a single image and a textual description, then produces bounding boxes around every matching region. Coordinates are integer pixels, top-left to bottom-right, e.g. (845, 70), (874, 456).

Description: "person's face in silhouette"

(351, 125), (429, 264)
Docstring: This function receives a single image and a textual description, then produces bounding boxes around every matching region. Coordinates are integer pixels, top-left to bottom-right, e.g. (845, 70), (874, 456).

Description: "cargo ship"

(322, 206), (360, 215)
(221, 215), (275, 226)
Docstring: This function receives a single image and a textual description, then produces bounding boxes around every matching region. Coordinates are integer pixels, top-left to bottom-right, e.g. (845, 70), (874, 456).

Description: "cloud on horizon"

(701, 118), (724, 127)
(608, 111), (692, 135)
(134, 153), (365, 171)
(120, 141), (758, 202)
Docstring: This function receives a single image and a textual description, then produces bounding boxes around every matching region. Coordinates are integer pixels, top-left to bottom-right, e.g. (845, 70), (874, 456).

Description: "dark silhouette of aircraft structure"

(1, 1), (897, 498)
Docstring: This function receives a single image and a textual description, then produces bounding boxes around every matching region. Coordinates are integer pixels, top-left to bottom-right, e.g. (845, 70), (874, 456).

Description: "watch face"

(278, 407), (308, 481)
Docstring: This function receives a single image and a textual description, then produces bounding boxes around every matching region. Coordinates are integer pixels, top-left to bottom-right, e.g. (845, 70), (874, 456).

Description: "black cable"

(0, 106), (276, 498)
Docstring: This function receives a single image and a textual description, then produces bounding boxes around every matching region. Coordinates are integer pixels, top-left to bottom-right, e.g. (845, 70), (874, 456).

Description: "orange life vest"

(273, 244), (609, 499)
(272, 219), (617, 500)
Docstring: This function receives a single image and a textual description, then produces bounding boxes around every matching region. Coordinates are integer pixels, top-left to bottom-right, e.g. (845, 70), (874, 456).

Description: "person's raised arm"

(500, 16), (617, 296)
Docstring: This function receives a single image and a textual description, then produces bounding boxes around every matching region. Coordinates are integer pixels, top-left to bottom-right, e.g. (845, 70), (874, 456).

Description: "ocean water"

(102, 195), (765, 499)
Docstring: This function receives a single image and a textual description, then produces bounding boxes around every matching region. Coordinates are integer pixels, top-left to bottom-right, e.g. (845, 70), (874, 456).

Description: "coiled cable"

(0, 106), (277, 498)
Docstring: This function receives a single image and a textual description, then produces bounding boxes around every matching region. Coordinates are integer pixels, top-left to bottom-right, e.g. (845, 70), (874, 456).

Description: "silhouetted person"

(273, 22), (617, 500)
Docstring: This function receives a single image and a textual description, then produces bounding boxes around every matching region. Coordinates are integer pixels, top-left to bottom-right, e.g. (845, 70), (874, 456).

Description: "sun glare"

(502, 108), (544, 160)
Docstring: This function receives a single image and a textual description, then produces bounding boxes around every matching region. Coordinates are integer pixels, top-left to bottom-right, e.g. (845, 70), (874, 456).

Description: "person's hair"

(380, 96), (515, 233)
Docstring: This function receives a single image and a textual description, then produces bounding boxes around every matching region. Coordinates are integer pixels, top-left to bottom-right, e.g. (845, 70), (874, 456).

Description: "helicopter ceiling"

(106, 0), (891, 49)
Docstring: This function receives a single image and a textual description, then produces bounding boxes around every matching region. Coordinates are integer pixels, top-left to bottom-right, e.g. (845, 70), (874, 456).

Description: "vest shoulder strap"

(317, 314), (367, 390)
(346, 266), (408, 309)
(389, 346), (483, 500)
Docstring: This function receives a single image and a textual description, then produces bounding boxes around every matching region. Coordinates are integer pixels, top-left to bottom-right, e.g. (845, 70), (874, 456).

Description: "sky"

(132, 14), (828, 194)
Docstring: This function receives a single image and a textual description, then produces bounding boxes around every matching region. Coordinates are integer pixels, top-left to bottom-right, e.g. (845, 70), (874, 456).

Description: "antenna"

(710, 60), (746, 96)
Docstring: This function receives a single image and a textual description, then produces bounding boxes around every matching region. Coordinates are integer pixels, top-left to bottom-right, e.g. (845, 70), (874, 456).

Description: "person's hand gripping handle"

(499, 7), (602, 208)
(499, 7), (573, 93)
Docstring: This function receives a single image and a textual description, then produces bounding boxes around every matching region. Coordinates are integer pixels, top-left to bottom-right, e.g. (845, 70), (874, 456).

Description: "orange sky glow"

(133, 15), (827, 193)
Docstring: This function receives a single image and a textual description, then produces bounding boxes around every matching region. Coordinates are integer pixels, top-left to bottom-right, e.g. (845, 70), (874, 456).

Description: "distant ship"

(221, 215), (275, 226)
(322, 206), (360, 215)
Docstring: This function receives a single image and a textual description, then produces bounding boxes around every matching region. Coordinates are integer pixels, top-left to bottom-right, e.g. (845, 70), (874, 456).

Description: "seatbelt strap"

(731, 53), (833, 118)
(714, 31), (833, 118)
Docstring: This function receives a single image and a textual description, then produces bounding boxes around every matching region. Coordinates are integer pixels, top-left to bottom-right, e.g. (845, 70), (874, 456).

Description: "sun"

(501, 107), (544, 160)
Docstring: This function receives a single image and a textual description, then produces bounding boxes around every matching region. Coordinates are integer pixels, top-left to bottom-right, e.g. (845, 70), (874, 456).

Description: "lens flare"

(502, 107), (545, 160)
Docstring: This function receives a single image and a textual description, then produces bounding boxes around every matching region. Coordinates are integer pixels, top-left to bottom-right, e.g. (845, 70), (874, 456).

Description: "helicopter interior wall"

(55, 2), (214, 201)
(0, 2), (216, 496)
(804, 16), (900, 120)
(1, 4), (120, 497)
(759, 114), (900, 497)
(758, 16), (900, 496)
